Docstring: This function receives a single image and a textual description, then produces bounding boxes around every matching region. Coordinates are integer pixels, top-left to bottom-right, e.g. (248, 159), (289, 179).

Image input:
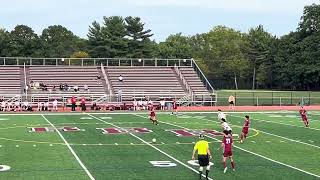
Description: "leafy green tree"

(8, 25), (40, 57)
(0, 28), (10, 57)
(125, 16), (154, 58)
(245, 25), (276, 89)
(88, 16), (128, 58)
(299, 3), (320, 35)
(40, 25), (83, 57)
(157, 33), (192, 59)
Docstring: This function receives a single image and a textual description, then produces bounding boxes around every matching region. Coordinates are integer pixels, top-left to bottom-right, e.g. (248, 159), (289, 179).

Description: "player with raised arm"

(220, 130), (235, 173)
(299, 106), (310, 128)
(192, 134), (212, 180)
(239, 115), (250, 143)
(149, 107), (159, 125)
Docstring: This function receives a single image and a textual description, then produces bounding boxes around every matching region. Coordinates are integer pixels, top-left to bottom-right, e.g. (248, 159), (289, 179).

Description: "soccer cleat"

(224, 167), (228, 173)
(232, 169), (235, 172)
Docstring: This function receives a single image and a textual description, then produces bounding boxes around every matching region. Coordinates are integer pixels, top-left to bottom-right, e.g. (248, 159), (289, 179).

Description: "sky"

(0, 0), (318, 42)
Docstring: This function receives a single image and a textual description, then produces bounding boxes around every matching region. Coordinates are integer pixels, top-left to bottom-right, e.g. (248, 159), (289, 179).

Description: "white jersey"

(1, 102), (6, 107)
(218, 112), (226, 120)
(53, 100), (58, 106)
(222, 122), (232, 131)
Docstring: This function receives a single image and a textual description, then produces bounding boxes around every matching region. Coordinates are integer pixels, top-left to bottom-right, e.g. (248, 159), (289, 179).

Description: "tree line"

(0, 3), (320, 90)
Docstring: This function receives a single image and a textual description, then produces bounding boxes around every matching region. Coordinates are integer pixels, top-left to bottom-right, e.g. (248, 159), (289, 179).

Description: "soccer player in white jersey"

(217, 109), (226, 121)
(220, 118), (232, 135)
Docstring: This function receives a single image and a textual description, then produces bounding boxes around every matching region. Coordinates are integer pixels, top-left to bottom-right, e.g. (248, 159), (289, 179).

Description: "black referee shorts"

(198, 155), (209, 167)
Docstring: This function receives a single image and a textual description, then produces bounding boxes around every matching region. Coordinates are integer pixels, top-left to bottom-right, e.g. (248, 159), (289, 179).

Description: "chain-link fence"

(216, 91), (320, 106)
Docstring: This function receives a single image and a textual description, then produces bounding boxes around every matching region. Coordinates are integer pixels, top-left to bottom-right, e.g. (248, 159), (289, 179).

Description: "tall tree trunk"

(252, 67), (256, 90)
(234, 74), (238, 90)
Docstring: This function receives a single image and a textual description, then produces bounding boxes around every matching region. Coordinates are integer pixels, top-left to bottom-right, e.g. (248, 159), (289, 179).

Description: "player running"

(220, 130), (235, 173)
(239, 115), (250, 143)
(217, 109), (226, 121)
(192, 134), (212, 180)
(220, 118), (232, 135)
(149, 108), (159, 125)
(299, 106), (310, 128)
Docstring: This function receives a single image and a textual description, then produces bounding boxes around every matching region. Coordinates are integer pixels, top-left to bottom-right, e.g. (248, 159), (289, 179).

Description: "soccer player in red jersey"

(299, 106), (310, 128)
(220, 130), (235, 173)
(239, 115), (250, 143)
(171, 99), (178, 115)
(149, 108), (159, 125)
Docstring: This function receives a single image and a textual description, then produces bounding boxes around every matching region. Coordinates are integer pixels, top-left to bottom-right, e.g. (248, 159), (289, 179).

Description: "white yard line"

(41, 115), (95, 180)
(142, 115), (320, 179)
(229, 114), (320, 131)
(86, 113), (213, 180)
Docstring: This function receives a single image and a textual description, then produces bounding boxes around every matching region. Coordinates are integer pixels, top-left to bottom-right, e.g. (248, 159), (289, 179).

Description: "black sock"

(206, 170), (209, 178)
(199, 171), (202, 179)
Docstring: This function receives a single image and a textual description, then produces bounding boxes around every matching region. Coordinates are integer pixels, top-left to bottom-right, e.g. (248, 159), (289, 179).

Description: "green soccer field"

(0, 111), (319, 180)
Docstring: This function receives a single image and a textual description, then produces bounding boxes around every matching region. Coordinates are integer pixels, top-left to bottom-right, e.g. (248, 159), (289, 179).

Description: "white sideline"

(229, 114), (320, 131)
(41, 115), (95, 180)
(85, 113), (213, 180)
(133, 114), (320, 178)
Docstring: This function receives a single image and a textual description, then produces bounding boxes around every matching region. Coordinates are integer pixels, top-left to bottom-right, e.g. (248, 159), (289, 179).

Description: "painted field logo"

(167, 129), (223, 137)
(97, 128), (127, 135)
(97, 127), (152, 135)
(61, 127), (85, 132)
(29, 127), (54, 132)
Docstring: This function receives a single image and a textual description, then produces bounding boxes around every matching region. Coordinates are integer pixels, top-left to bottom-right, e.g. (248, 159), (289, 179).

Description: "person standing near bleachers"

(71, 96), (76, 111)
(52, 99), (58, 111)
(133, 99), (137, 111)
(81, 96), (86, 111)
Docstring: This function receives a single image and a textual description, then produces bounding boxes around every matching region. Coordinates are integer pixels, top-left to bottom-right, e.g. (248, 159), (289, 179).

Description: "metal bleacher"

(0, 58), (216, 105)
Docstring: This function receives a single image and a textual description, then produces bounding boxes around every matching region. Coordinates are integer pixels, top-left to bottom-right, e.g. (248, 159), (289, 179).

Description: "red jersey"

(299, 109), (307, 117)
(81, 98), (85, 105)
(243, 119), (250, 130)
(149, 110), (156, 117)
(222, 136), (233, 152)
(71, 97), (76, 104)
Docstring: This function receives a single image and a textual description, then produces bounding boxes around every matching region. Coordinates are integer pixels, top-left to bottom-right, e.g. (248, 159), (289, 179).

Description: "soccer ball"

(152, 138), (157, 143)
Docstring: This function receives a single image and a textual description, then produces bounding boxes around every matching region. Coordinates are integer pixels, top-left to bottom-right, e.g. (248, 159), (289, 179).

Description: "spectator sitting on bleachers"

(84, 85), (89, 92)
(64, 83), (68, 91)
(35, 82), (40, 89)
(59, 83), (63, 91)
(73, 85), (79, 92)
(22, 100), (29, 111)
(1, 101), (5, 111)
(118, 75), (123, 82)
(7, 101), (12, 111)
(52, 85), (56, 91)
(14, 101), (20, 112)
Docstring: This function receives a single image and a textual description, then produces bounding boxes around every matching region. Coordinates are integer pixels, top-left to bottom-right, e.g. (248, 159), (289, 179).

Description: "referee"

(192, 134), (212, 180)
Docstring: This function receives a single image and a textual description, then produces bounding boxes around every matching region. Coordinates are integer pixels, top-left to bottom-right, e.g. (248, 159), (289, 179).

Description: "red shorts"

(223, 151), (233, 157)
(242, 128), (249, 136)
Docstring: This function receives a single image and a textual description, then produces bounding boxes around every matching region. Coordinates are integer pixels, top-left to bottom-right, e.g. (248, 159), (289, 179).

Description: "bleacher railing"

(0, 57), (192, 67)
(191, 59), (215, 96)
(173, 65), (193, 97)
